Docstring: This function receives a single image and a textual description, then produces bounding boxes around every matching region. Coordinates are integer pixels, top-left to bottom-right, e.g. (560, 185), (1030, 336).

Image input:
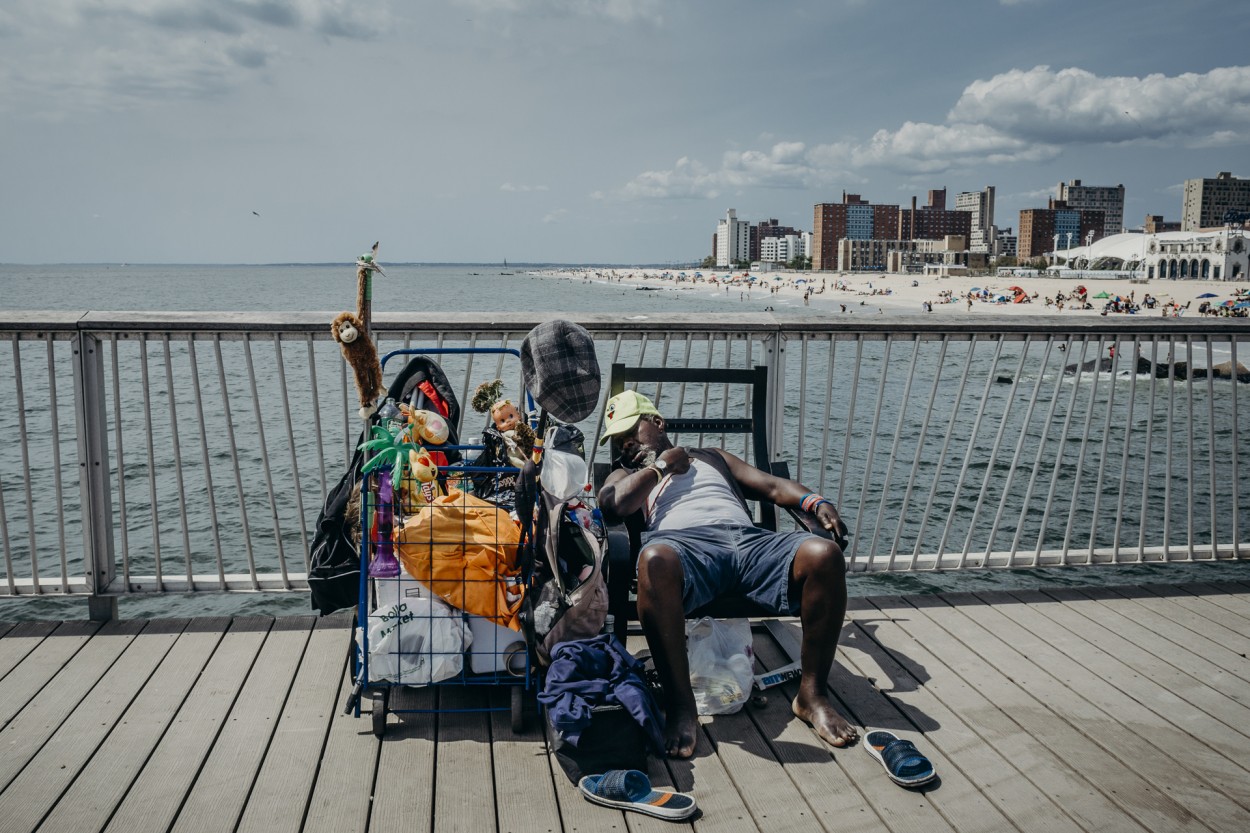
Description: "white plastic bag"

(357, 594), (470, 686)
(685, 617), (755, 715)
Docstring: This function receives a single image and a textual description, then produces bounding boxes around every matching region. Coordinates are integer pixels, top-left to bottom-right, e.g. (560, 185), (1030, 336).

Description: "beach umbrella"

(795, 279), (807, 284)
(970, 287), (982, 293)
(1235, 301), (1250, 309)
(1197, 292), (1218, 298)
(1093, 291), (1111, 299)
(1222, 300), (1236, 307)
(1009, 286), (1025, 294)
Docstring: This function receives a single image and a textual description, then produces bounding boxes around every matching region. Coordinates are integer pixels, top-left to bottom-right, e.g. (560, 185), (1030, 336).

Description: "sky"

(1, 0), (1248, 265)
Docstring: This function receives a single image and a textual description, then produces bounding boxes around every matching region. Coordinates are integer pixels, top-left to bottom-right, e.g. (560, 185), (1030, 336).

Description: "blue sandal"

(864, 730), (937, 787)
(578, 770), (697, 820)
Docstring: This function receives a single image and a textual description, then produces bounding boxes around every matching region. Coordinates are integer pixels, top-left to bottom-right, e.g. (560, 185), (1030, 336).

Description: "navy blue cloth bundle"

(539, 634), (665, 753)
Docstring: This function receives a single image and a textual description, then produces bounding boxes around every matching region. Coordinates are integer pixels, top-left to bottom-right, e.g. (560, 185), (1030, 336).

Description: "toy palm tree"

(359, 423), (427, 578)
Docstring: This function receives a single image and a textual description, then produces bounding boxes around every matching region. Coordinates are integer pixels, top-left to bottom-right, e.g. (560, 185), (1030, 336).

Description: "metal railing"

(2, 311), (1247, 618)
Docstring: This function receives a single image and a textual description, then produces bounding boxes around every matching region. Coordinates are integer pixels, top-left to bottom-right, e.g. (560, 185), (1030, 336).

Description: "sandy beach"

(532, 267), (1250, 319)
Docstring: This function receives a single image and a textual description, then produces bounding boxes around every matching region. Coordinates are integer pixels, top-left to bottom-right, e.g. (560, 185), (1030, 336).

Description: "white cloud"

(851, 122), (1058, 173)
(500, 183), (550, 192)
(949, 65), (1250, 147)
(1010, 186), (1058, 201)
(0, 0), (390, 116)
(615, 64), (1250, 199)
(457, 0), (661, 24)
(542, 208), (568, 223)
(614, 143), (855, 201)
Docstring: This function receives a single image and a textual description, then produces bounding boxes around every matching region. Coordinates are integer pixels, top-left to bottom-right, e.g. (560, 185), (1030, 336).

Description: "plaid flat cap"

(521, 319), (601, 423)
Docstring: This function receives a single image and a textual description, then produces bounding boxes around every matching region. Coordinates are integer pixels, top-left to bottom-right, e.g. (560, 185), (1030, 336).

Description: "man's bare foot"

(664, 706), (699, 758)
(792, 693), (858, 748)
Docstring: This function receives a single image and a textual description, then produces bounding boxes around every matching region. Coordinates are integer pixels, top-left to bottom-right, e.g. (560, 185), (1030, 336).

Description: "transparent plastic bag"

(685, 617), (754, 715)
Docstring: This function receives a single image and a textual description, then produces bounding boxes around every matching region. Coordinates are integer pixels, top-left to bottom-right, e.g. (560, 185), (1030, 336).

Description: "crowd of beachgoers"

(531, 267), (1250, 319)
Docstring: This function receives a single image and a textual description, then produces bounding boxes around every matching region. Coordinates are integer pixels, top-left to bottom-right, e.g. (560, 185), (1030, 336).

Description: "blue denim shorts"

(640, 523), (815, 616)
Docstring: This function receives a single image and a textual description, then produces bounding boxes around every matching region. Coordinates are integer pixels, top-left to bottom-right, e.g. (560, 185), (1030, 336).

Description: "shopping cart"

(348, 348), (538, 738)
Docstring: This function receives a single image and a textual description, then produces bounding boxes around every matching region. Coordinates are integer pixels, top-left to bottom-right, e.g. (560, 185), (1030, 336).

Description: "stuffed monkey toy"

(331, 242), (386, 420)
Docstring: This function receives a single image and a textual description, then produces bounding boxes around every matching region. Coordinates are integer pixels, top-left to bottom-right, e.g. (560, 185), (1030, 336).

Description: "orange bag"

(396, 490), (523, 629)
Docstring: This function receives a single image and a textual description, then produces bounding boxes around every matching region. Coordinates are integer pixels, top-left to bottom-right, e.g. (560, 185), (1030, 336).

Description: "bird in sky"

(252, 211), (260, 216)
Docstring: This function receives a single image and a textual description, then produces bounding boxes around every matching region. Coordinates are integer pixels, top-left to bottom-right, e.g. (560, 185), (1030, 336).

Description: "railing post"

(763, 330), (786, 460)
(73, 331), (117, 621)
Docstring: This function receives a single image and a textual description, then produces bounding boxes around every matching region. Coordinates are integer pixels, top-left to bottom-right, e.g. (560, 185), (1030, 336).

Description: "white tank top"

(645, 458), (751, 532)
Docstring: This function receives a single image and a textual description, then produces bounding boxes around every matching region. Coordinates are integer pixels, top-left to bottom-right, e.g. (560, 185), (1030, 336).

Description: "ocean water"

(0, 262), (831, 316)
(2, 262), (1248, 621)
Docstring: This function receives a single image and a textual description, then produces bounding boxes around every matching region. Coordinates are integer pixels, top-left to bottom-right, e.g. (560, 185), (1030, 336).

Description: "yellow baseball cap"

(598, 390), (661, 445)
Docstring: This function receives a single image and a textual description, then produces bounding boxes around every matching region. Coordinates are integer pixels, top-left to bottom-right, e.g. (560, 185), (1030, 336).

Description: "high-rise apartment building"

(897, 189), (973, 242)
(812, 193), (899, 270)
(1057, 179), (1125, 237)
(752, 219), (802, 262)
(995, 227), (1017, 258)
(955, 186), (995, 253)
(1182, 172), (1250, 230)
(715, 209), (751, 267)
(1018, 200), (1104, 260)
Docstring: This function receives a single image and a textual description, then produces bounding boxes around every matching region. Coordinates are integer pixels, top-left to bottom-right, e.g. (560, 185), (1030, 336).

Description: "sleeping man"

(596, 390), (857, 758)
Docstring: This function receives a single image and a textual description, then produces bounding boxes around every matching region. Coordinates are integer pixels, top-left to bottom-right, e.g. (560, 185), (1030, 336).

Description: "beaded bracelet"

(800, 493), (831, 514)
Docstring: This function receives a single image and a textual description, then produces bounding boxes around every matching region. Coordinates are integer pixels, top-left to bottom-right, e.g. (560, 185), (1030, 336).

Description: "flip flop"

(578, 770), (697, 820)
(864, 730), (937, 787)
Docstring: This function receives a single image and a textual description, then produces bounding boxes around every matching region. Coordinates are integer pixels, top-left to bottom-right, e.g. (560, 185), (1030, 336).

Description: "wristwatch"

(646, 458), (668, 480)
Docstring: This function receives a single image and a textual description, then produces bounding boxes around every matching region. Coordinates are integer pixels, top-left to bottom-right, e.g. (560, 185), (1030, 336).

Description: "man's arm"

(597, 446), (691, 524)
(712, 448), (848, 542)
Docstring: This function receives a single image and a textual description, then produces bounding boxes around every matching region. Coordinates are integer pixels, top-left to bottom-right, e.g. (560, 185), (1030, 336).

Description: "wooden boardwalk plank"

(300, 659), (376, 833)
(236, 615), (352, 833)
(169, 615), (314, 833)
(771, 613), (1085, 833)
(488, 687), (564, 833)
(1138, 583), (1250, 639)
(698, 655), (826, 833)
(0, 619), (139, 791)
(669, 716), (758, 833)
(957, 591), (1250, 831)
(99, 617), (273, 833)
(864, 595), (1153, 833)
(0, 619), (187, 833)
(431, 688), (497, 833)
(982, 590), (1250, 810)
(1042, 588), (1250, 730)
(1174, 582), (1250, 622)
(0, 619), (101, 729)
(35, 618), (229, 833)
(368, 686), (437, 833)
(1093, 587), (1250, 682)
(903, 594), (1215, 833)
(0, 620), (57, 682)
(749, 634), (888, 833)
(768, 616), (995, 833)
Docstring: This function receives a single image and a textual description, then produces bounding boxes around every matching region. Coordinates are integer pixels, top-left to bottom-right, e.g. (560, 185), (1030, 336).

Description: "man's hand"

(814, 502), (849, 549)
(657, 446), (691, 475)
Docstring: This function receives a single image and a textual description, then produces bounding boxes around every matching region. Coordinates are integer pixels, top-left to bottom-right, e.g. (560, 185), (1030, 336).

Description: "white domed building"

(1053, 228), (1249, 281)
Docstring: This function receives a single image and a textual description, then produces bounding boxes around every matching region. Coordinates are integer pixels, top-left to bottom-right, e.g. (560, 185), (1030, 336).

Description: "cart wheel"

(511, 686), (527, 733)
(372, 688), (390, 739)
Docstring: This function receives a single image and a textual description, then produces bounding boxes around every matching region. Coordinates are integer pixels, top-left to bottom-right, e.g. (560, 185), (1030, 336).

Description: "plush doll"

(331, 243), (386, 420)
(472, 379), (535, 468)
